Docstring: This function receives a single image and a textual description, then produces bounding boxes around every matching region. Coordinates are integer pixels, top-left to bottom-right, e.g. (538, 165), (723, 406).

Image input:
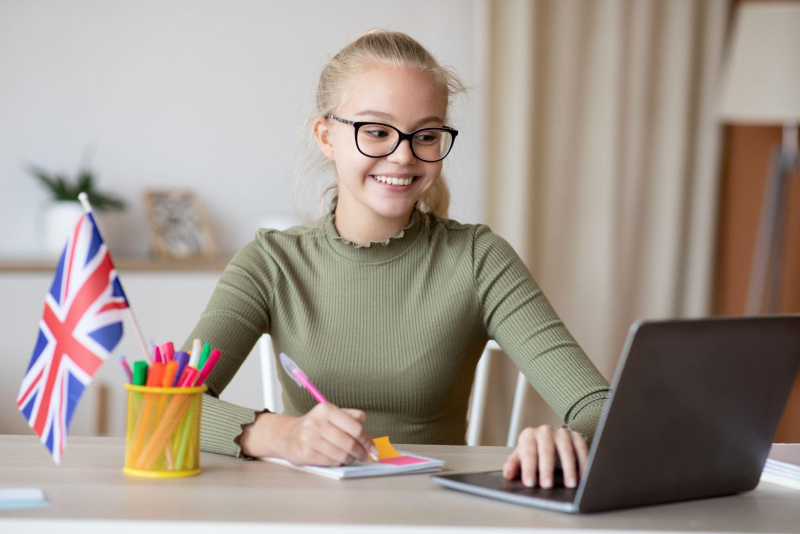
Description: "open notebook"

(260, 436), (444, 480)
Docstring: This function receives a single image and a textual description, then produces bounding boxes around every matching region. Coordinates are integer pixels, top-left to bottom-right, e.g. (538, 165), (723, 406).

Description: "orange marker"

(162, 360), (179, 388)
(145, 362), (165, 387)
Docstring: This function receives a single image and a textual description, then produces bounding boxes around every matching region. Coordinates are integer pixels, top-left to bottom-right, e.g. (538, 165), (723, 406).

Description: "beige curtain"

(479, 0), (730, 442)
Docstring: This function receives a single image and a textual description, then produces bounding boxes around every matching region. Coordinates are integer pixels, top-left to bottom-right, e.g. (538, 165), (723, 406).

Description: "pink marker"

(193, 349), (220, 387)
(279, 353), (328, 403)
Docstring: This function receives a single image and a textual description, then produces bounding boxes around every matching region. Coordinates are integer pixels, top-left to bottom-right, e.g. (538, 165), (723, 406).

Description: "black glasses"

(324, 115), (458, 163)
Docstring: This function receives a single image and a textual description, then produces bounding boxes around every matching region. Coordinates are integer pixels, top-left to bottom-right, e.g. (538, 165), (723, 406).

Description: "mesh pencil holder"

(123, 383), (206, 478)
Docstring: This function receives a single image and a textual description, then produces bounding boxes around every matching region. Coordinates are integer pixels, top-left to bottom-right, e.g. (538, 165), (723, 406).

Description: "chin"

(371, 200), (417, 221)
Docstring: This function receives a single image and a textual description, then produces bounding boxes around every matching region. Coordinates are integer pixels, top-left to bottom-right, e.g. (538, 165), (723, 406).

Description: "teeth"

(374, 175), (413, 186)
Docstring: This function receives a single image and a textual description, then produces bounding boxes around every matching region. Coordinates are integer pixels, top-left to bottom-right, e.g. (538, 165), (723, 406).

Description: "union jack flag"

(17, 212), (129, 464)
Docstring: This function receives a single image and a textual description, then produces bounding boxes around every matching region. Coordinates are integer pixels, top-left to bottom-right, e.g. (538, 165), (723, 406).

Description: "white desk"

(0, 435), (797, 533)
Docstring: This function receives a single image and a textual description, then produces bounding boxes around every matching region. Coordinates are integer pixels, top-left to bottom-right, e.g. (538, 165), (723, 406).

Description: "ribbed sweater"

(185, 206), (610, 457)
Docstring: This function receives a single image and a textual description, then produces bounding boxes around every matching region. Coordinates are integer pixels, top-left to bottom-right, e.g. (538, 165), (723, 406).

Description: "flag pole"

(78, 192), (152, 363)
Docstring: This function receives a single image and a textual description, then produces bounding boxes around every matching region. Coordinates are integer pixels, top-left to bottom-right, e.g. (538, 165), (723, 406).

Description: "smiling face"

(314, 65), (447, 243)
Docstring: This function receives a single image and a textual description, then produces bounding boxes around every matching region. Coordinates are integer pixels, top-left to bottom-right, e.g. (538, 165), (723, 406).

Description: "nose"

(387, 138), (417, 165)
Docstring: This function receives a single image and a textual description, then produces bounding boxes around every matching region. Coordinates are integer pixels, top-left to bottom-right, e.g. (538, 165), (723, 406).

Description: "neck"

(333, 198), (413, 246)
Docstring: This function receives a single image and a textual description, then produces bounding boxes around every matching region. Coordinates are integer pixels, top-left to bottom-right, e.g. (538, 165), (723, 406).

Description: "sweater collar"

(324, 197), (424, 262)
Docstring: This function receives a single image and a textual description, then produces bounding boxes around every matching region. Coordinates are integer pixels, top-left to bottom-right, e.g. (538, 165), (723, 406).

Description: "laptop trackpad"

(437, 470), (578, 504)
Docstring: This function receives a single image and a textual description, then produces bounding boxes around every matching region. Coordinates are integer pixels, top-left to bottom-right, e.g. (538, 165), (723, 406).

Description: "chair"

(466, 341), (529, 447)
(258, 335), (528, 447)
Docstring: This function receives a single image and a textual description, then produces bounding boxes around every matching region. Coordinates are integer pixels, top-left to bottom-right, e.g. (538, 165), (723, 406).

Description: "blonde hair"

(293, 29), (467, 222)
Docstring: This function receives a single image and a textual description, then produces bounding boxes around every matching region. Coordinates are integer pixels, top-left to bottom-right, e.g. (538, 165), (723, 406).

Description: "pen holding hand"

(278, 353), (377, 463)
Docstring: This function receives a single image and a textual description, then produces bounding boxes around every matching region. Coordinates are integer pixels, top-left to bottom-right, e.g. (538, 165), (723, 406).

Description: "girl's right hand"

(239, 403), (377, 466)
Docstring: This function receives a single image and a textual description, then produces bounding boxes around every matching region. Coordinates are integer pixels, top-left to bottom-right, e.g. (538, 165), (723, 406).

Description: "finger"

(517, 428), (538, 488)
(329, 408), (372, 460)
(554, 427), (578, 488)
(535, 426), (556, 489)
(342, 408), (366, 423)
(319, 427), (364, 465)
(570, 431), (590, 477)
(341, 408), (378, 458)
(503, 449), (520, 480)
(313, 435), (358, 466)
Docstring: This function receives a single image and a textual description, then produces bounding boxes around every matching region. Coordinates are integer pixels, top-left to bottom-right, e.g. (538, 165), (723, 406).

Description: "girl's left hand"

(502, 425), (589, 489)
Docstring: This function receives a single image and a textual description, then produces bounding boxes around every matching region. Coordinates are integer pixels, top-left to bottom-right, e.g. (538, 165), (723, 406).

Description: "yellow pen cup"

(123, 383), (206, 478)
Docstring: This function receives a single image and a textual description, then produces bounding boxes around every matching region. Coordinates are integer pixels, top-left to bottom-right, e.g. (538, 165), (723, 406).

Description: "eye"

(361, 126), (392, 140)
(414, 130), (442, 144)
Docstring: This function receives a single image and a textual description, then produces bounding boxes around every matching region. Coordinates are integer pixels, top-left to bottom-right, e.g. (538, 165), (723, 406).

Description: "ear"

(313, 117), (335, 161)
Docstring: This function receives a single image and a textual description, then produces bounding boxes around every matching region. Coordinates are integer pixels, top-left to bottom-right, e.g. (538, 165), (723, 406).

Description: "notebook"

(760, 444), (800, 490)
(431, 316), (800, 513)
(261, 436), (444, 480)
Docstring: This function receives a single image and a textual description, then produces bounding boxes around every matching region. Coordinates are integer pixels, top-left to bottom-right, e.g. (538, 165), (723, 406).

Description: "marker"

(162, 360), (179, 388)
(198, 342), (211, 370)
(118, 355), (133, 384)
(172, 351), (190, 387)
(279, 352), (378, 462)
(153, 346), (163, 365)
(193, 348), (220, 386)
(177, 365), (199, 388)
(189, 339), (202, 368)
(145, 362), (166, 387)
(160, 341), (175, 362)
(133, 361), (148, 386)
(146, 339), (156, 364)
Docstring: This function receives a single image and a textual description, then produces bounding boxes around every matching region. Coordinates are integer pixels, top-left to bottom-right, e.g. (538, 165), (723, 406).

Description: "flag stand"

(78, 192), (152, 363)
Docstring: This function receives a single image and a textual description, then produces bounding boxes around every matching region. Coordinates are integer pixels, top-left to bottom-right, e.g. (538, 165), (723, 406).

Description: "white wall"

(0, 0), (485, 258)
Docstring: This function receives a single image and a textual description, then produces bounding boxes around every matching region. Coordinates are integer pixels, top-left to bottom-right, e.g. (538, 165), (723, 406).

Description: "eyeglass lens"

(356, 124), (454, 162)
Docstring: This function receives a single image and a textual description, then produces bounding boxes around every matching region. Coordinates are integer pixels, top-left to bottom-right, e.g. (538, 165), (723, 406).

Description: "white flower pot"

(42, 201), (85, 257)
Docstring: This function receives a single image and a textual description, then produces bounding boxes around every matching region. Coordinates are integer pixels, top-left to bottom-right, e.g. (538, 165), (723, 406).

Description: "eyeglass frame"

(323, 114), (459, 163)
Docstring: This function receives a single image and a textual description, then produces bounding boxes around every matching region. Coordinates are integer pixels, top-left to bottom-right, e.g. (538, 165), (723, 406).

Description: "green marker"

(133, 361), (149, 386)
(198, 342), (211, 370)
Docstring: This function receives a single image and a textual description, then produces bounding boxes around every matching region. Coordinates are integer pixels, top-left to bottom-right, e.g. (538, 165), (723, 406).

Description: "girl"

(184, 30), (610, 490)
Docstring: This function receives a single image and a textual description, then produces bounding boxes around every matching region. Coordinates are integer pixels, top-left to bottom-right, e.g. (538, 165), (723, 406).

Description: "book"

(260, 436), (444, 480)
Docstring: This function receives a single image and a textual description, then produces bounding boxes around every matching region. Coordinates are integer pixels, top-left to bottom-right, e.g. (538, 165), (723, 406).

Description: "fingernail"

(524, 477), (534, 487)
(543, 478), (552, 488)
(567, 477), (576, 488)
(369, 445), (379, 461)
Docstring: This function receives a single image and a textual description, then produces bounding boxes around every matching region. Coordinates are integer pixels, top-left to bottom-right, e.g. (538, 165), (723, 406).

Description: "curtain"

(478, 0), (730, 441)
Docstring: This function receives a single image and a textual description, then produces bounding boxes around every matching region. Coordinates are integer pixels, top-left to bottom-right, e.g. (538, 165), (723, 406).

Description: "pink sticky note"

(379, 455), (428, 466)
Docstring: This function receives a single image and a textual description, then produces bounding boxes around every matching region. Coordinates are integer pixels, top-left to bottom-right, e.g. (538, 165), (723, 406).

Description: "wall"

(0, 0), (485, 259)
(0, 0), (488, 439)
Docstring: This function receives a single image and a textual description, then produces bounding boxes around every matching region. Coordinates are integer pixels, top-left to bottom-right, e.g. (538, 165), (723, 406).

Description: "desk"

(1, 436), (797, 533)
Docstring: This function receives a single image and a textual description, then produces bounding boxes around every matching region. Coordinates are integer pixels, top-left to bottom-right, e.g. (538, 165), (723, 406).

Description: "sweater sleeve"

(181, 236), (280, 457)
(472, 225), (610, 442)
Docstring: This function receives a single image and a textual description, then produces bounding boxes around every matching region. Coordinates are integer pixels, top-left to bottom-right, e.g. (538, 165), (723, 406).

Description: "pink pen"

(279, 353), (328, 403)
(280, 353), (377, 461)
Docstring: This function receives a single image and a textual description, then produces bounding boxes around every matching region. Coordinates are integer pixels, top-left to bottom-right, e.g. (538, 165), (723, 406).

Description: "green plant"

(28, 162), (125, 211)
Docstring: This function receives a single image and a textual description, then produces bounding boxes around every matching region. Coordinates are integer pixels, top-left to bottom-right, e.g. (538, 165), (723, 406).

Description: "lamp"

(718, 2), (800, 314)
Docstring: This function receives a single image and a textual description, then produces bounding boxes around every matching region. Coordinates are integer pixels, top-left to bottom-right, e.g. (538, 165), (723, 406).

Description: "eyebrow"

(354, 110), (444, 129)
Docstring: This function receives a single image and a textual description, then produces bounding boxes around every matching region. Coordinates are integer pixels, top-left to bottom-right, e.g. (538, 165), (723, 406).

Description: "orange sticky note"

(373, 436), (401, 459)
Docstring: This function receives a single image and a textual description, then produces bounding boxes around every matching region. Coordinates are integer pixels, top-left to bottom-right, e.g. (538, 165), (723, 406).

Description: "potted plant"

(29, 161), (125, 256)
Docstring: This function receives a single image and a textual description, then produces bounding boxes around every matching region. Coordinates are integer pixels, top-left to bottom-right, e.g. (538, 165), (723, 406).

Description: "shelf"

(0, 256), (231, 273)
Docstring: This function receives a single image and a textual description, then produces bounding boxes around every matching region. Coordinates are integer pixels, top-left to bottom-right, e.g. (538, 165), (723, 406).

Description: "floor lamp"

(718, 3), (800, 315)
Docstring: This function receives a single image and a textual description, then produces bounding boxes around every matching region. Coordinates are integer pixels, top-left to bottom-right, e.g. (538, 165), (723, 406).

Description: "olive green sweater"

(184, 207), (610, 457)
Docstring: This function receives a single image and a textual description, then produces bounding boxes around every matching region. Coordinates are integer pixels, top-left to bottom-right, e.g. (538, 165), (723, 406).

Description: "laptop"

(431, 316), (800, 513)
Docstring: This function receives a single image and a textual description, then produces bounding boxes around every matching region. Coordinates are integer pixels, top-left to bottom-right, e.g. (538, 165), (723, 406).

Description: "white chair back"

(258, 335), (527, 447)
